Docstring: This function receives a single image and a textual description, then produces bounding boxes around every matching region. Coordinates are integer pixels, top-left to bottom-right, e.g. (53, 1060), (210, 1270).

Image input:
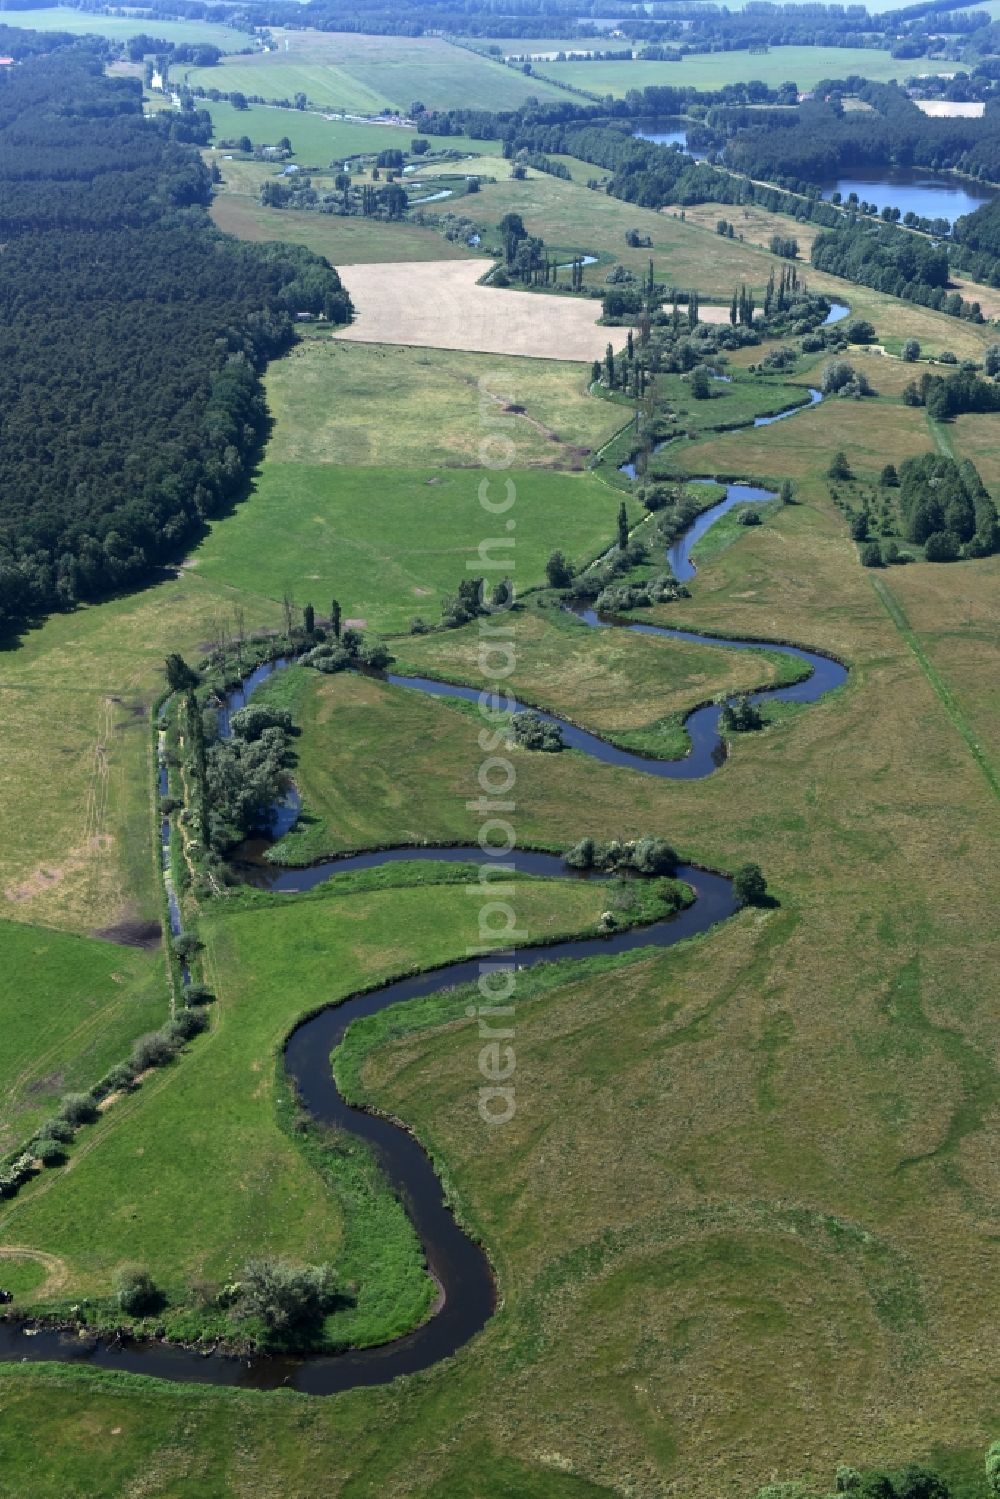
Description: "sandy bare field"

(914, 100), (985, 117)
(333, 260), (630, 361)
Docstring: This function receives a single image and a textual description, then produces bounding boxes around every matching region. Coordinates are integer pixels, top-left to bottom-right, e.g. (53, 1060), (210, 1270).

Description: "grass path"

(871, 574), (1000, 800)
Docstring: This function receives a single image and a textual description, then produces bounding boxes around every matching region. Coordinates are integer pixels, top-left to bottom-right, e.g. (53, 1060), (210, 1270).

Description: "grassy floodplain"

(4, 480), (1000, 1495)
(0, 876), (609, 1347)
(3, 70), (1000, 1495)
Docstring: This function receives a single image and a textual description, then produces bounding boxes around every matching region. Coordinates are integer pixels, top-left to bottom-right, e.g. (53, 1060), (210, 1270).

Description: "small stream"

(619, 386), (823, 481)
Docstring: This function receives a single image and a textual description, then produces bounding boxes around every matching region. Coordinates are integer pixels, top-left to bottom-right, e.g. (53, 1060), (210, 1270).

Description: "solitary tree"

(617, 500), (629, 551)
(779, 478), (795, 505)
(901, 338), (921, 363)
(116, 1265), (160, 1316)
(545, 550), (573, 589)
(733, 863), (768, 905)
(330, 599), (342, 639)
(303, 603), (315, 636)
(828, 450), (853, 481)
(690, 366), (712, 400)
(164, 654), (199, 693)
(985, 1439), (1000, 1497)
(240, 1258), (336, 1339)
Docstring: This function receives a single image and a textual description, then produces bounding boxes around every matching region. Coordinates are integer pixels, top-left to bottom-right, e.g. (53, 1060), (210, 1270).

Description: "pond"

(632, 118), (707, 161)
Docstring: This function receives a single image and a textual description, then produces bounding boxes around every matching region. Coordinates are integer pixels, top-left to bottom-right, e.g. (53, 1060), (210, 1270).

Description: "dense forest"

(0, 39), (352, 635)
(721, 83), (1000, 190)
(952, 196), (1000, 282)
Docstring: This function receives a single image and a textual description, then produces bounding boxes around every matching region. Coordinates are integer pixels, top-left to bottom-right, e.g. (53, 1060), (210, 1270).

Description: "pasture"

(184, 32), (570, 113)
(191, 461), (637, 632)
(332, 259), (631, 360)
(264, 339), (626, 468)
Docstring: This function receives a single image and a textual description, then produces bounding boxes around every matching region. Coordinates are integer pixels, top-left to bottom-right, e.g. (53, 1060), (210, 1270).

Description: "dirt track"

(333, 260), (631, 362)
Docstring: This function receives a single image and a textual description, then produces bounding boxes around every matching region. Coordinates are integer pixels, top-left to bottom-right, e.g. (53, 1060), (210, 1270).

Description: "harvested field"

(333, 260), (631, 361)
(914, 100), (985, 117)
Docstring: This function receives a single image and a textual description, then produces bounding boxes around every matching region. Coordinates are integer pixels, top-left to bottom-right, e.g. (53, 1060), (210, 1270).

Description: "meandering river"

(0, 475), (848, 1393)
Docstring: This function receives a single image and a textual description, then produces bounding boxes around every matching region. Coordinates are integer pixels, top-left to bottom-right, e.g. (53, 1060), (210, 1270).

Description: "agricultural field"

(183, 32), (570, 113)
(546, 46), (918, 97)
(332, 259), (631, 360)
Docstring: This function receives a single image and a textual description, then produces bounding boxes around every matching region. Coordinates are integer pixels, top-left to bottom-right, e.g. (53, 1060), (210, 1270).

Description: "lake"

(820, 166), (995, 225)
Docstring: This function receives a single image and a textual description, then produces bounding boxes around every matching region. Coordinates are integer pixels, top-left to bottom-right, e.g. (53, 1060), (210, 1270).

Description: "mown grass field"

(264, 338), (624, 468)
(0, 924), (165, 1156)
(5, 6), (247, 48)
(0, 572), (283, 934)
(548, 45), (913, 96)
(184, 32), (569, 113)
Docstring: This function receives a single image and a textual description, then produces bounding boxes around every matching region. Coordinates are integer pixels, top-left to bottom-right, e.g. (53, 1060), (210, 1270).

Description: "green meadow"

(0, 924), (165, 1155)
(548, 45), (912, 97)
(191, 463), (637, 632)
(0, 876), (607, 1349)
(4, 7), (248, 49)
(203, 100), (499, 163)
(184, 32), (569, 113)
